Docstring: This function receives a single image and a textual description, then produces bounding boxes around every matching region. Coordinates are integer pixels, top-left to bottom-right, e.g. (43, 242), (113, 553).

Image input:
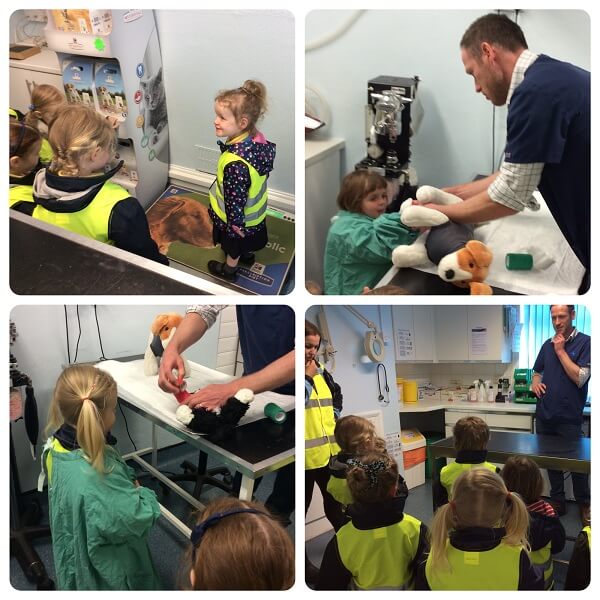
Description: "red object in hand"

(174, 389), (192, 404)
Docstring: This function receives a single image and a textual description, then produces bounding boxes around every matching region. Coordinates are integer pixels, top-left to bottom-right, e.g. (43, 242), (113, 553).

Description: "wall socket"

(194, 145), (220, 175)
(23, 10), (47, 23)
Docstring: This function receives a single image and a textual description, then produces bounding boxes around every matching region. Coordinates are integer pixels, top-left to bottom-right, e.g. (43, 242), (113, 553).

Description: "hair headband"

(191, 508), (264, 558)
(348, 458), (388, 488)
(10, 120), (28, 156)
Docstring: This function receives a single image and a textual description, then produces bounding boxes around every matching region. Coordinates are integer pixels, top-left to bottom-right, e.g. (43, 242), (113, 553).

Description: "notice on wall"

(395, 328), (415, 360)
(385, 431), (403, 467)
(470, 326), (488, 355)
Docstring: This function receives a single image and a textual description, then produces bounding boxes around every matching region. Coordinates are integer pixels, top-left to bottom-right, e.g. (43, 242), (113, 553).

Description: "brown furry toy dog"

(391, 186), (493, 295)
(143, 313), (191, 377)
(175, 388), (254, 441)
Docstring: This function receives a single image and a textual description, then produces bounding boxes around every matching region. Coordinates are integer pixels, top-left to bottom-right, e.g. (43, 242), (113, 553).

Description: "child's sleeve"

(109, 198), (169, 265)
(347, 213), (418, 265)
(564, 531), (590, 590)
(89, 462), (161, 543)
(316, 536), (352, 590)
(222, 162), (250, 232)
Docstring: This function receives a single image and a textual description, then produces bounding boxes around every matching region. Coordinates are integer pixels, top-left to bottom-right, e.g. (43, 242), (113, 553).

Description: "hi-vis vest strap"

(38, 437), (70, 491)
(530, 542), (554, 589)
(39, 138), (53, 164)
(426, 541), (522, 590)
(337, 514), (422, 590)
(9, 107), (18, 118)
(305, 372), (340, 470)
(209, 151), (268, 227)
(327, 475), (354, 506)
(440, 462), (497, 498)
(583, 525), (591, 549)
(33, 181), (130, 243)
(9, 184), (35, 207)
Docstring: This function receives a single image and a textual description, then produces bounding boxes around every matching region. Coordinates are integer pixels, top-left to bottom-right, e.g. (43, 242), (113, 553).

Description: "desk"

(428, 430), (590, 477)
(10, 212), (235, 295)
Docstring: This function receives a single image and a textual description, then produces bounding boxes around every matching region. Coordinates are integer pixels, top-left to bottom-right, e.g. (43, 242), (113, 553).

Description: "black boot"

(208, 260), (238, 282)
(238, 252), (256, 265)
(305, 554), (320, 589)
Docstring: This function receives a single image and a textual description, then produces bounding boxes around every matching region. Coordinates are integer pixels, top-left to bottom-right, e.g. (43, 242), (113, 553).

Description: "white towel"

(96, 359), (294, 436)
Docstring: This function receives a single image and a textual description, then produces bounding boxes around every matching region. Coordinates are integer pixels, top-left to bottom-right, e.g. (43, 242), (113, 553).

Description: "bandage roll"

(264, 402), (287, 423)
(505, 253), (533, 270)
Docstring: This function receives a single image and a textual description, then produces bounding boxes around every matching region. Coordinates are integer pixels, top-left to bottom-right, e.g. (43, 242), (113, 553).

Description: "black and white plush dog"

(175, 388), (254, 442)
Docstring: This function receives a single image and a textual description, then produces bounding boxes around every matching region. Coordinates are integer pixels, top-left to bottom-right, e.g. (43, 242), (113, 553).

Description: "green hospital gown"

(45, 440), (162, 590)
(324, 210), (417, 295)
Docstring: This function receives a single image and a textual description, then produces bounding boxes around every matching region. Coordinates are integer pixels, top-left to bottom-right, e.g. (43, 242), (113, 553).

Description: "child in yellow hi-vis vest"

(327, 415), (387, 507)
(417, 469), (543, 590)
(318, 452), (428, 590)
(9, 120), (43, 213)
(208, 80), (275, 282)
(30, 104), (167, 265)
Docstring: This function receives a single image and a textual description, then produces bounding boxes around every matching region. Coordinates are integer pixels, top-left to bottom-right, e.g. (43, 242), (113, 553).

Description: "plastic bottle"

(487, 385), (495, 403)
(468, 385), (477, 402)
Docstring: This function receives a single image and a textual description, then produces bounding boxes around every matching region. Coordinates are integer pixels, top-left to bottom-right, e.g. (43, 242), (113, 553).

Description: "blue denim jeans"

(535, 418), (590, 504)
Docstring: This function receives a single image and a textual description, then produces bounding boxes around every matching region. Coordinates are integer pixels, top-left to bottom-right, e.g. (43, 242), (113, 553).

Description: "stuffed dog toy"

(175, 388), (254, 442)
(143, 313), (191, 377)
(392, 186), (494, 295)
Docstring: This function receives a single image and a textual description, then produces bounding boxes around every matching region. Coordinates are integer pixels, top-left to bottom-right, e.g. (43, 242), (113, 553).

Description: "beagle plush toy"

(392, 186), (494, 295)
(143, 313), (191, 377)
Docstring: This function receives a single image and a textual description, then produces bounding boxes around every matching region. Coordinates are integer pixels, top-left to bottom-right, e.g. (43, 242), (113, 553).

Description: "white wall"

(305, 305), (402, 440)
(8, 9), (295, 195)
(10, 305), (225, 491)
(155, 10), (295, 194)
(306, 9), (590, 187)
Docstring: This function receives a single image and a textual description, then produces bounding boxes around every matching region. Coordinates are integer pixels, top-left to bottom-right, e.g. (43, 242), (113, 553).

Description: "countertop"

(400, 397), (590, 416)
(9, 47), (61, 74)
(305, 137), (345, 166)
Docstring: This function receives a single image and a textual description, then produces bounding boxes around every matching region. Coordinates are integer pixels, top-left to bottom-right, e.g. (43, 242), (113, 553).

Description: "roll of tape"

(264, 402), (287, 423)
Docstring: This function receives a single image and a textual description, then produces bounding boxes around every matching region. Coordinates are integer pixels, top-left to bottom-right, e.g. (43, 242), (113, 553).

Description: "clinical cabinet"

(393, 305), (511, 363)
(305, 137), (345, 290)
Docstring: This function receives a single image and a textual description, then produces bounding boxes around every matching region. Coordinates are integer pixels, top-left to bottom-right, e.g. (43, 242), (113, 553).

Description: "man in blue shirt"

(420, 14), (590, 293)
(532, 305), (591, 525)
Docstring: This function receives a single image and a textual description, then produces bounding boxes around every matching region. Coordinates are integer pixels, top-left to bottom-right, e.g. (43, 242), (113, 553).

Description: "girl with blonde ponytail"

(43, 365), (162, 590)
(417, 468), (543, 590)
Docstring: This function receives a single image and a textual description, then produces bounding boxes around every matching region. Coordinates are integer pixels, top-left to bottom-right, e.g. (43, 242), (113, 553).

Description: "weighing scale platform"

(146, 185), (295, 295)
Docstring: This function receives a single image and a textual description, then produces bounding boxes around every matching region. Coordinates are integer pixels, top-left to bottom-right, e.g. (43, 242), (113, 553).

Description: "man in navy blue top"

(532, 305), (591, 525)
(419, 14), (590, 293)
(158, 305), (295, 524)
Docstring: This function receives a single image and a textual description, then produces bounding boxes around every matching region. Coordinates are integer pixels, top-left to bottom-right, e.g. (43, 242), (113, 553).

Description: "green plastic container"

(423, 432), (444, 479)
(505, 253), (533, 270)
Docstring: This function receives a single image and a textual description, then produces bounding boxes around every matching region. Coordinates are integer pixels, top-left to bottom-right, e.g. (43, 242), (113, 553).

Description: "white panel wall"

(155, 10), (295, 195)
(10, 305), (229, 491)
(306, 9), (590, 188)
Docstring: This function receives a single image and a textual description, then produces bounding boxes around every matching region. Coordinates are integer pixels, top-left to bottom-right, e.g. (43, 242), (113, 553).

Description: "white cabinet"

(305, 138), (345, 289)
(392, 306), (435, 362)
(435, 305), (510, 362)
(10, 48), (64, 113)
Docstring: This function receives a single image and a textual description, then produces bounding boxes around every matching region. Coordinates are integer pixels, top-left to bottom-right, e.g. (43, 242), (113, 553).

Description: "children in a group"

(564, 522), (591, 590)
(323, 170), (419, 295)
(11, 83), (65, 165)
(186, 496), (294, 590)
(327, 415), (387, 507)
(42, 365), (162, 590)
(208, 79), (276, 282)
(501, 455), (566, 589)
(417, 469), (543, 590)
(9, 120), (43, 213)
(433, 415), (499, 509)
(317, 451), (428, 590)
(30, 104), (168, 265)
